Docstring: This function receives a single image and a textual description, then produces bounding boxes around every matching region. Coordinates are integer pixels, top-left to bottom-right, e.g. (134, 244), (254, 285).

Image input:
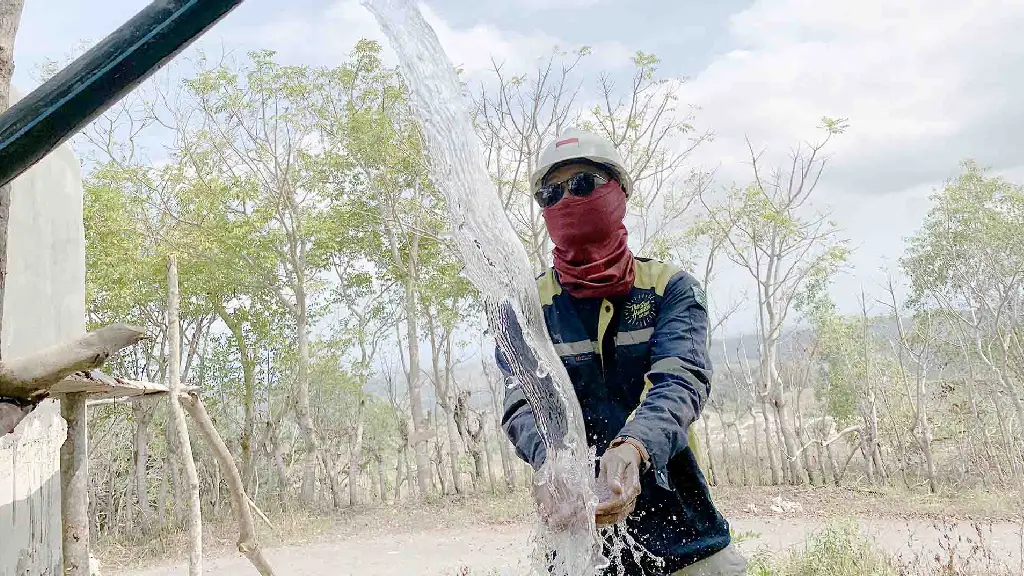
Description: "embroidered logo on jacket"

(625, 293), (656, 326)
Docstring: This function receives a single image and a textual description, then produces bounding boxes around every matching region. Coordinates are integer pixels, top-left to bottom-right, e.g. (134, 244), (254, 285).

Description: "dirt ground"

(102, 487), (1024, 575)
(114, 515), (1023, 576)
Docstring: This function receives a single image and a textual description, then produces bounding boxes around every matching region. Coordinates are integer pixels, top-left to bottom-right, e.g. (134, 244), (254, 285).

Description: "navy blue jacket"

(498, 258), (731, 574)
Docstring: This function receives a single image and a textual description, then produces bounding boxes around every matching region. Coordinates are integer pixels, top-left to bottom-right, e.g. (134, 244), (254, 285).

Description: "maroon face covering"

(543, 179), (635, 299)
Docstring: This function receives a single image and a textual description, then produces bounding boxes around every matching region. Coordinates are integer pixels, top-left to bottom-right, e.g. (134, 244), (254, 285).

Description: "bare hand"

(595, 443), (642, 526)
(533, 464), (589, 531)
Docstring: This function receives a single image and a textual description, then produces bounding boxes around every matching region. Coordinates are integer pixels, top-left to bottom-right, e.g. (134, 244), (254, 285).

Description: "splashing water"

(362, 0), (605, 573)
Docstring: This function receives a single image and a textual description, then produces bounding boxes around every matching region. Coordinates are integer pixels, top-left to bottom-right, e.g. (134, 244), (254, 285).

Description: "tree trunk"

(403, 282), (432, 497)
(989, 388), (1019, 481)
(717, 414), (731, 485)
(483, 434), (497, 493)
(432, 410), (446, 494)
(812, 423), (830, 486)
(0, 0), (26, 349)
(427, 315), (463, 495)
(394, 451), (404, 503)
(269, 428), (288, 507)
(470, 446), (486, 485)
(734, 422), (748, 486)
(749, 408), (763, 486)
(795, 400), (820, 486)
(914, 375), (937, 493)
(321, 451), (345, 509)
(60, 392), (90, 576)
(825, 431), (841, 485)
(124, 463), (136, 534)
(132, 402), (155, 534)
(867, 388), (888, 483)
(861, 428), (876, 484)
(215, 304), (257, 492)
(405, 441), (416, 499)
(702, 417), (718, 486)
(1003, 382), (1024, 478)
(376, 454), (387, 504)
(484, 356), (519, 492)
(443, 413), (463, 494)
(491, 392), (517, 491)
(966, 378), (1000, 484)
(158, 452), (169, 528)
(772, 391), (808, 485)
(349, 397), (366, 507)
(211, 460), (222, 518)
(759, 397), (782, 484)
(167, 256), (203, 576)
(293, 277), (321, 507)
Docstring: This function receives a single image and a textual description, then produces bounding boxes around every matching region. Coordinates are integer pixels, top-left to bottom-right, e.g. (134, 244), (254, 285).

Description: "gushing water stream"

(362, 0), (605, 573)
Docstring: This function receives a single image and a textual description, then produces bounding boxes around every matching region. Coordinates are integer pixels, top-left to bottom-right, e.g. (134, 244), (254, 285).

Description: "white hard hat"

(530, 128), (632, 197)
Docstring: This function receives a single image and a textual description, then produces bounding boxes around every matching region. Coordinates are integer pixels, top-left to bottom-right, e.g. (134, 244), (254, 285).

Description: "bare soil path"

(114, 516), (1023, 576)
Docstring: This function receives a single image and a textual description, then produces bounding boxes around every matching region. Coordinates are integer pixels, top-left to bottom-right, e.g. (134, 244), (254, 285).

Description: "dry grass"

(894, 519), (1024, 575)
(749, 518), (1024, 576)
(748, 520), (899, 575)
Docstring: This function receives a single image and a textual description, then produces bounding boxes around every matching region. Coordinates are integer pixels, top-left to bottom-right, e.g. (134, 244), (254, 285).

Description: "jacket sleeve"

(497, 347), (548, 470)
(494, 302), (547, 470)
(615, 272), (712, 489)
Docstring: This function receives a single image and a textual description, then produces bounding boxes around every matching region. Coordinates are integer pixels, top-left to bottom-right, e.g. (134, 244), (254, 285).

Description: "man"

(497, 129), (747, 575)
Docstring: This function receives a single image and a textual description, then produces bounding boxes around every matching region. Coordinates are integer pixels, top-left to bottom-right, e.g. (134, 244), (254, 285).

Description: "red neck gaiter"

(543, 180), (635, 299)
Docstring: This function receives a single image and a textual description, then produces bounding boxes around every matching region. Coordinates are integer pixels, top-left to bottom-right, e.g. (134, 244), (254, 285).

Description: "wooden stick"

(167, 256), (203, 576)
(182, 393), (275, 575)
(60, 391), (90, 576)
(248, 497), (275, 530)
(0, 324), (147, 398)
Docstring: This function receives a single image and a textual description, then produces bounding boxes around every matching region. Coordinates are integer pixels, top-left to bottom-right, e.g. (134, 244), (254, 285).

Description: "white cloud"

(514, 0), (609, 11)
(226, 0), (630, 77)
(668, 0), (1024, 328)
(218, 1), (389, 66)
(684, 0), (1024, 194)
(417, 3), (632, 75)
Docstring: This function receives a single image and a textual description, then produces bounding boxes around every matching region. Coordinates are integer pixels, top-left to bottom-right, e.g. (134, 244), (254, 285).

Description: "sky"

(13, 0), (1024, 336)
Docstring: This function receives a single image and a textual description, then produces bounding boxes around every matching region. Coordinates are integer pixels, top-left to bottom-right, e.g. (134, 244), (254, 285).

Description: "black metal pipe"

(0, 0), (244, 187)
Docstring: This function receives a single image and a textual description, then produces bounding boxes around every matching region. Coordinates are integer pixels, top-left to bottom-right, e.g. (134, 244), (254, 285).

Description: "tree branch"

(0, 324), (148, 399)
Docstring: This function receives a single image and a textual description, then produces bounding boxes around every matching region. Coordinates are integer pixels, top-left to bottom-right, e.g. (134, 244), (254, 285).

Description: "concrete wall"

(0, 86), (87, 576)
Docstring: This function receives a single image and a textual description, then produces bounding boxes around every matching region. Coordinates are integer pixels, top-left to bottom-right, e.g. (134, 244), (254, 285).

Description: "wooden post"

(167, 256), (203, 575)
(59, 391), (89, 576)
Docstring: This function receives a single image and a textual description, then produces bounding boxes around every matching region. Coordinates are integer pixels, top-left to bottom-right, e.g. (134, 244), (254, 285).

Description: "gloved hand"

(595, 440), (644, 526)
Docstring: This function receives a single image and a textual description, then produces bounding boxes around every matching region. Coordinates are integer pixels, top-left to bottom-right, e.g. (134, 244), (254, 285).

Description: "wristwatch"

(610, 436), (650, 473)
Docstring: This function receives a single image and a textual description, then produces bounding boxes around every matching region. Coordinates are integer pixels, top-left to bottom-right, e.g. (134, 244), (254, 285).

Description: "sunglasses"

(534, 172), (610, 208)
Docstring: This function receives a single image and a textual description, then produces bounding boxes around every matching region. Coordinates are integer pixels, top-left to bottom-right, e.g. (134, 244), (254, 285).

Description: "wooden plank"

(86, 389), (196, 407)
(51, 371), (168, 398)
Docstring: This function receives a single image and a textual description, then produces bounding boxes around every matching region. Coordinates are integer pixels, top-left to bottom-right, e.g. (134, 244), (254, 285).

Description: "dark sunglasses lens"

(566, 172), (602, 197)
(536, 184), (563, 208)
